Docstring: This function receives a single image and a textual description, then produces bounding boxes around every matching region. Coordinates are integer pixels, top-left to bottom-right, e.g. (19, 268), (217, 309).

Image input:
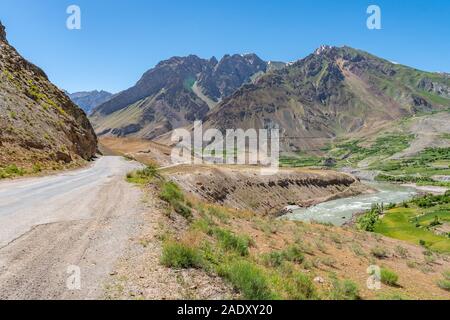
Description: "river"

(282, 182), (418, 226)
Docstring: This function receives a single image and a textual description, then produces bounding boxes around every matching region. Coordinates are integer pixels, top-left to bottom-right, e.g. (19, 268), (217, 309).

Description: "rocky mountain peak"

(314, 45), (334, 55)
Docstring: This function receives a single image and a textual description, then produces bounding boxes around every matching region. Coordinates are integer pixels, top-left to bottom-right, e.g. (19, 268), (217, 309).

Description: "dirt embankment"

(99, 137), (173, 166)
(164, 165), (366, 216)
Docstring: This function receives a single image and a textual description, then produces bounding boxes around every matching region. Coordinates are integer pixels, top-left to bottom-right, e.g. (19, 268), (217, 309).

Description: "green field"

(374, 194), (450, 253)
(280, 153), (323, 167)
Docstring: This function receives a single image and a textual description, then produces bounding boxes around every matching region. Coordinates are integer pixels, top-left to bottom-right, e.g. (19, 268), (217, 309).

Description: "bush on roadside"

(161, 241), (203, 269)
(0, 164), (26, 179)
(171, 200), (193, 219)
(160, 181), (184, 203)
(126, 165), (158, 184)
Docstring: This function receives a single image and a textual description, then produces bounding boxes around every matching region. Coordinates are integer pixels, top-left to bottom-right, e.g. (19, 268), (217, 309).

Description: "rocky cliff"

(0, 21), (97, 170)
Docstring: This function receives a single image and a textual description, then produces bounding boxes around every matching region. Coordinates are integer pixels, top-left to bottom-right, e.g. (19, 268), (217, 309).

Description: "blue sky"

(1, 0), (449, 93)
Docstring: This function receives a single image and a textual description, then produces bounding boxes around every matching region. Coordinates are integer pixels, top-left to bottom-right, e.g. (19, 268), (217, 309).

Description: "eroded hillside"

(164, 165), (366, 216)
(0, 22), (97, 173)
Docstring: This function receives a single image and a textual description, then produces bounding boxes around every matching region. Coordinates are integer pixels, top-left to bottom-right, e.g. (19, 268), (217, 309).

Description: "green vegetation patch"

(375, 148), (450, 186)
(126, 165), (158, 185)
(437, 271), (450, 291)
(280, 152), (323, 168)
(357, 193), (450, 253)
(329, 133), (414, 167)
(380, 267), (399, 286)
(218, 260), (275, 300)
(161, 241), (203, 269)
(329, 277), (360, 300)
(0, 165), (26, 179)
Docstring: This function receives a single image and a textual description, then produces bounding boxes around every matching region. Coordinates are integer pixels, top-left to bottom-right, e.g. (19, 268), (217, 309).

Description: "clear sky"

(1, 0), (449, 93)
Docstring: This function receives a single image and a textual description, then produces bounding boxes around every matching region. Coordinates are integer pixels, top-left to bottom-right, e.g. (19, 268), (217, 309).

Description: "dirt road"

(0, 156), (145, 300)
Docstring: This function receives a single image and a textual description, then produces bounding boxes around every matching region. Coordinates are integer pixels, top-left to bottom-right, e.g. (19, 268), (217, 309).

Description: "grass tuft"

(161, 241), (203, 269)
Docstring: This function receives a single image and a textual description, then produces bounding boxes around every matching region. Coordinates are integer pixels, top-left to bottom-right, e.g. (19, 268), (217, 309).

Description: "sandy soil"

(99, 137), (173, 166)
(103, 184), (235, 300)
(392, 112), (450, 159)
(402, 183), (448, 195)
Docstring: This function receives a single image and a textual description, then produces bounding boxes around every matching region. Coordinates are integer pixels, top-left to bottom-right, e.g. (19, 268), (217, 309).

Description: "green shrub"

(286, 273), (317, 300)
(161, 242), (203, 269)
(262, 246), (305, 267)
(330, 278), (360, 300)
(212, 228), (250, 256)
(371, 246), (389, 259)
(437, 271), (450, 291)
(321, 257), (337, 268)
(0, 164), (25, 179)
(351, 243), (366, 257)
(171, 200), (192, 219)
(283, 246), (305, 263)
(357, 205), (381, 232)
(437, 279), (450, 291)
(263, 251), (285, 267)
(380, 268), (399, 286)
(207, 206), (230, 223)
(412, 193), (450, 208)
(32, 163), (42, 173)
(126, 165), (158, 184)
(394, 245), (409, 259)
(219, 260), (274, 300)
(160, 181), (185, 203)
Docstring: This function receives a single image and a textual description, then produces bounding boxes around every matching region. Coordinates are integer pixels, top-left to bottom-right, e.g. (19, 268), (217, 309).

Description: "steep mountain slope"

(68, 90), (113, 114)
(197, 53), (267, 102)
(0, 22), (97, 170)
(90, 54), (269, 139)
(204, 46), (450, 152)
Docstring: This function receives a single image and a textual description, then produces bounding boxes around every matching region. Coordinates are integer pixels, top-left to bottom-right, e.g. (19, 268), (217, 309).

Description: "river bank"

(282, 182), (418, 226)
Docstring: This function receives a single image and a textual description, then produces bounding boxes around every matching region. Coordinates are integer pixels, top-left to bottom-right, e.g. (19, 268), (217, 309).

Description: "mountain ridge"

(68, 90), (113, 114)
(91, 53), (270, 139)
(202, 45), (450, 152)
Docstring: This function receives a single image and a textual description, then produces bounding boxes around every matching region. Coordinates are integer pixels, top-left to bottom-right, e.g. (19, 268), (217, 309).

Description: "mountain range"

(90, 54), (285, 139)
(91, 45), (450, 152)
(68, 90), (113, 115)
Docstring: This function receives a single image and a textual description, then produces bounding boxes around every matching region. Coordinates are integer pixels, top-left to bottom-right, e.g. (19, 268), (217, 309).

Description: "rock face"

(91, 54), (269, 139)
(203, 46), (450, 152)
(198, 54), (267, 101)
(68, 90), (113, 115)
(0, 23), (6, 42)
(0, 21), (97, 168)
